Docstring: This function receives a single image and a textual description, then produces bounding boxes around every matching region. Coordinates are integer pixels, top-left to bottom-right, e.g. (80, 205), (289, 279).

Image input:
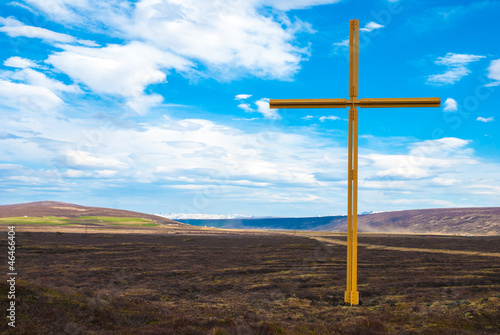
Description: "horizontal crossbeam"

(269, 97), (441, 109)
(359, 98), (441, 108)
(269, 99), (349, 109)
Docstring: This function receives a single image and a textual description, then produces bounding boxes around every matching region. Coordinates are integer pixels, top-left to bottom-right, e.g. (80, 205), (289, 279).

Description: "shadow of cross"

(269, 19), (441, 306)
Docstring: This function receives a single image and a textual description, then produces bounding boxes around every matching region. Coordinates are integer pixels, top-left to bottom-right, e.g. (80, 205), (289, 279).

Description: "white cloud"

(486, 59), (500, 87)
(235, 94), (252, 100)
(22, 0), (314, 81)
(128, 1), (311, 80)
(302, 115), (314, 120)
(8, 68), (80, 94)
(442, 97), (457, 112)
(0, 115), (325, 191)
(319, 115), (340, 122)
(4, 56), (37, 68)
(477, 116), (494, 123)
(126, 94), (164, 116)
(255, 98), (281, 119)
(333, 38), (349, 47)
(375, 165), (430, 179)
(433, 53), (485, 66)
(23, 0), (340, 19)
(47, 42), (192, 114)
(56, 150), (128, 170)
(8, 175), (43, 184)
(0, 79), (63, 112)
(365, 137), (476, 182)
(262, 0), (341, 11)
(333, 21), (383, 53)
(21, 0), (89, 22)
(269, 193), (322, 203)
(64, 169), (118, 178)
(360, 21), (384, 32)
(432, 177), (459, 186)
(409, 137), (472, 157)
(427, 52), (485, 85)
(332, 38), (350, 55)
(0, 16), (96, 46)
(7, 2), (37, 13)
(236, 97), (280, 118)
(237, 103), (253, 113)
(0, 16), (74, 42)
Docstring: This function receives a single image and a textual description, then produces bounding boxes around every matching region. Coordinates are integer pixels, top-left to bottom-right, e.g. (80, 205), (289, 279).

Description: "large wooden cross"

(269, 19), (440, 306)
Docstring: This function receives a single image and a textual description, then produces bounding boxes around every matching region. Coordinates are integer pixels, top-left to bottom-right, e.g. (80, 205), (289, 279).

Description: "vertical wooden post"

(346, 106), (353, 302)
(352, 105), (359, 304)
(345, 19), (359, 306)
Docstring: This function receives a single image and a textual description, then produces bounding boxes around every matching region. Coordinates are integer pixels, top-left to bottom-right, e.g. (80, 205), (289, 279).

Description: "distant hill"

(176, 215), (347, 230)
(0, 201), (182, 226)
(175, 207), (500, 235)
(332, 207), (500, 235)
(4, 202), (499, 235)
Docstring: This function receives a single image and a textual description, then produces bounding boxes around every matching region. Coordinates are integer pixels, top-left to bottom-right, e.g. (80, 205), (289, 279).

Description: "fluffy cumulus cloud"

(262, 0), (341, 11)
(235, 94), (252, 100)
(235, 97), (280, 119)
(0, 63), (80, 114)
(319, 115), (340, 122)
(126, 0), (313, 80)
(427, 52), (485, 85)
(4, 56), (38, 68)
(333, 21), (384, 53)
(365, 138), (475, 181)
(47, 42), (191, 114)
(0, 16), (96, 46)
(408, 137), (473, 158)
(0, 0), (340, 115)
(55, 150), (129, 170)
(360, 21), (384, 32)
(8, 67), (80, 94)
(255, 98), (280, 119)
(477, 116), (494, 123)
(0, 79), (63, 112)
(486, 59), (500, 86)
(237, 103), (253, 113)
(19, 0), (322, 83)
(442, 97), (457, 112)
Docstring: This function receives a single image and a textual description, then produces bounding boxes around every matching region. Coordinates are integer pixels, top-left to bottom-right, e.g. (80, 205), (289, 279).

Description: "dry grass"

(1, 231), (499, 334)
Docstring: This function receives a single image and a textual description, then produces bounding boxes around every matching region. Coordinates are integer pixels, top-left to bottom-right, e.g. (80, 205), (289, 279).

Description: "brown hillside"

(316, 207), (500, 235)
(0, 201), (182, 225)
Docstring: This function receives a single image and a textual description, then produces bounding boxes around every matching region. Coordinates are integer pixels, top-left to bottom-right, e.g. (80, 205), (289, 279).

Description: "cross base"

(344, 290), (359, 305)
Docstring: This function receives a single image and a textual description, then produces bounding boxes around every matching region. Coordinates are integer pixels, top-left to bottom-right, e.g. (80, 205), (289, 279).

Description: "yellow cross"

(269, 19), (441, 306)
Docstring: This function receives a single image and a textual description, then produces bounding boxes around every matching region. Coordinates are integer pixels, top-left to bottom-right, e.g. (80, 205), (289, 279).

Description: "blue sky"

(0, 0), (499, 218)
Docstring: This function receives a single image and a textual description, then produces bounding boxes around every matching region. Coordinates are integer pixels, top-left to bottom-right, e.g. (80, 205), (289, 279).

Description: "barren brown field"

(1, 225), (499, 334)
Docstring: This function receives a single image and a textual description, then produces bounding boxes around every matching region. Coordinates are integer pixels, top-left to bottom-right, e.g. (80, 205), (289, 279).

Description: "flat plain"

(1, 225), (499, 334)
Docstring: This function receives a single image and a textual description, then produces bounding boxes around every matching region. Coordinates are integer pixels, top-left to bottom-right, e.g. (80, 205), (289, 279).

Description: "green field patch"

(0, 217), (70, 225)
(0, 216), (155, 226)
(77, 216), (152, 223)
(108, 223), (159, 227)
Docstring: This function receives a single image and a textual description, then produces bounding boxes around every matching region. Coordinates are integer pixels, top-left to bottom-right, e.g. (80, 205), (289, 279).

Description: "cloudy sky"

(0, 0), (499, 217)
